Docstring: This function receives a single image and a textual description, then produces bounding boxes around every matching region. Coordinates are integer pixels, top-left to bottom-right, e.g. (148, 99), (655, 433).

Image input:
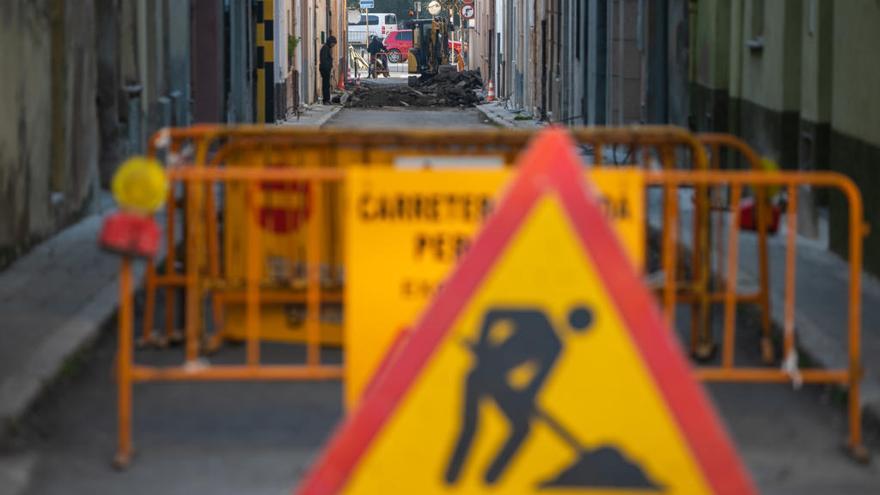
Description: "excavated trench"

(345, 70), (484, 108)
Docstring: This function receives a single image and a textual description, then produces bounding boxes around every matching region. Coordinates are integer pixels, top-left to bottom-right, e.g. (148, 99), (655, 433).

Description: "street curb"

(475, 103), (544, 129)
(0, 263), (146, 440)
(316, 105), (343, 128)
(282, 105), (343, 128)
(475, 103), (509, 128)
(0, 452), (36, 495)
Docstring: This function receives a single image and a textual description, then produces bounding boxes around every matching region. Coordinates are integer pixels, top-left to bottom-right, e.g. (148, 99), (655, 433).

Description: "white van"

(348, 12), (398, 45)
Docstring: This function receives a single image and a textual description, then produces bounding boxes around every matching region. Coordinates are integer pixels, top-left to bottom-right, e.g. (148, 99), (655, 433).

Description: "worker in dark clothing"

(445, 306), (593, 485)
(319, 36), (337, 104)
(367, 34), (388, 74)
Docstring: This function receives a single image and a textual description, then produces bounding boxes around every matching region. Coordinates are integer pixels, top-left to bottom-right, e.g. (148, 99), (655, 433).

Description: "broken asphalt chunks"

(345, 70), (484, 108)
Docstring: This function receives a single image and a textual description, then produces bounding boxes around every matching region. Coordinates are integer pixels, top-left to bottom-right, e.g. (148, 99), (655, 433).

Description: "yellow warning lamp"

(111, 156), (169, 214)
(100, 157), (168, 258)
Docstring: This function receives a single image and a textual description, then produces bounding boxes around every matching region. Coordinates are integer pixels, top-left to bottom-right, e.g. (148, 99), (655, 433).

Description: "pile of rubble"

(345, 70), (484, 108)
(409, 70), (484, 106)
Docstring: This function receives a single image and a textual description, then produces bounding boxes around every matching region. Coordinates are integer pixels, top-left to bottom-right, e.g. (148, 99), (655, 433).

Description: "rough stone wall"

(0, 0), (54, 267)
(59, 0), (100, 218)
(96, 0), (124, 187)
(0, 0), (100, 270)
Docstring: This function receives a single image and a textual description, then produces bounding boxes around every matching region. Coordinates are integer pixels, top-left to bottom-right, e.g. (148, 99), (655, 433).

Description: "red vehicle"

(383, 29), (465, 64)
(383, 30), (413, 63)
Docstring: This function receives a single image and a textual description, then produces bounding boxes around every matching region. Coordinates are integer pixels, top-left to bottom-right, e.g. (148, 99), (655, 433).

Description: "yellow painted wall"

(737, 0), (801, 112)
(799, 0), (832, 123)
(693, 0), (730, 90)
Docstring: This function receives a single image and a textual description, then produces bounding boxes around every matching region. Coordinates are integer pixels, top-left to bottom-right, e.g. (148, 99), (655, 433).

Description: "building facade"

(469, 0), (653, 126)
(469, 0), (880, 275)
(0, 0), (345, 268)
(253, 0), (347, 122)
(688, 0), (880, 273)
(0, 0), (196, 269)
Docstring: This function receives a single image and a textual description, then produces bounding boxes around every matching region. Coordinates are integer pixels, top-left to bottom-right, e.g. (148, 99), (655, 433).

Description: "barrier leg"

(722, 186), (742, 368)
(165, 185), (183, 344)
(140, 260), (158, 347)
(782, 186), (798, 370)
(848, 376), (868, 462)
(689, 193), (702, 356)
(657, 146), (677, 327)
(693, 183), (715, 360)
(246, 183), (262, 366)
(206, 180), (221, 350)
(185, 181), (203, 363)
(661, 184), (679, 329)
(756, 186), (774, 363)
(165, 286), (180, 344)
(847, 189), (868, 462)
(205, 297), (226, 354)
(306, 180), (323, 367)
(114, 256), (135, 469)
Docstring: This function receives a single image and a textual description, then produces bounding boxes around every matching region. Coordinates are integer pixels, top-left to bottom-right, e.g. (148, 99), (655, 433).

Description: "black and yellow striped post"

(255, 0), (275, 123)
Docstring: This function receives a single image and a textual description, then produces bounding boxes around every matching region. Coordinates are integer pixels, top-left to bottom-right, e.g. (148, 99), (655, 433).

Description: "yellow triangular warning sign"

(298, 129), (756, 494)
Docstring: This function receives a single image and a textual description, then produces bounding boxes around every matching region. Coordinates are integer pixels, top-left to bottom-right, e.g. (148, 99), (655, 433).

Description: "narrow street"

(326, 82), (494, 128)
(2, 99), (878, 493)
(3, 95), (880, 495)
(3, 2), (880, 493)
(4, 280), (879, 495)
(326, 106), (492, 129)
(0, 86), (880, 495)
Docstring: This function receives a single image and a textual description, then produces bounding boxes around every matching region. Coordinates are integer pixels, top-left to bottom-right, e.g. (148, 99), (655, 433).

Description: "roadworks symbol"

(445, 306), (662, 491)
(297, 128), (755, 495)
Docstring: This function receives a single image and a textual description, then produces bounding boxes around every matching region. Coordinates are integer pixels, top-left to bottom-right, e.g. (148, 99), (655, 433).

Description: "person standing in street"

(319, 36), (337, 104)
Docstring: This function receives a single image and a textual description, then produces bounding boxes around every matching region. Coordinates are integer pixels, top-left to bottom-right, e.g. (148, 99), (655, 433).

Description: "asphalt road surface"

(3, 298), (879, 495)
(325, 105), (494, 129)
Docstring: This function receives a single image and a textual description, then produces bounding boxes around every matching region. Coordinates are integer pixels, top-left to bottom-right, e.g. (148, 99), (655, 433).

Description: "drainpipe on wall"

(169, 90), (184, 126)
(158, 96), (172, 129)
(124, 84), (144, 155)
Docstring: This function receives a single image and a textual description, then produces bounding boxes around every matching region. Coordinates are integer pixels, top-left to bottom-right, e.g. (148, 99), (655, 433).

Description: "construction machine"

(407, 17), (453, 76)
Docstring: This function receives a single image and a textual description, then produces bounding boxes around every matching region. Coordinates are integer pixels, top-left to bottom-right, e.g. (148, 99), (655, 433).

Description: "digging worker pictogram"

(445, 306), (593, 484)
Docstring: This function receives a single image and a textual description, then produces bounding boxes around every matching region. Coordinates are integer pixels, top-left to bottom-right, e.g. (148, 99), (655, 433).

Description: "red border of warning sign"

(297, 128), (756, 495)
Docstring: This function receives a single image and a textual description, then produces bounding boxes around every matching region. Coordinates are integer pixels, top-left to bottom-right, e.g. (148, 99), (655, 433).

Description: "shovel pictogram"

(445, 305), (663, 490)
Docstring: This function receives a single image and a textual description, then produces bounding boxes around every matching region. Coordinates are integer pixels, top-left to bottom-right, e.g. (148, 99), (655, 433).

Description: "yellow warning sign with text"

(345, 167), (644, 408)
(302, 129), (754, 494)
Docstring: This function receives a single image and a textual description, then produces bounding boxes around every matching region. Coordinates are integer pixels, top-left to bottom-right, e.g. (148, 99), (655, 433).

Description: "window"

(386, 14), (397, 25)
(353, 15), (379, 26)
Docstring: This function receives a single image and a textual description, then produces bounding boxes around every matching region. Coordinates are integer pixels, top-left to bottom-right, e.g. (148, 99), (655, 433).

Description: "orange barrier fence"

(645, 169), (866, 460)
(114, 163), (867, 466)
(682, 134), (773, 361)
(141, 126), (715, 352)
(113, 167), (345, 468)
